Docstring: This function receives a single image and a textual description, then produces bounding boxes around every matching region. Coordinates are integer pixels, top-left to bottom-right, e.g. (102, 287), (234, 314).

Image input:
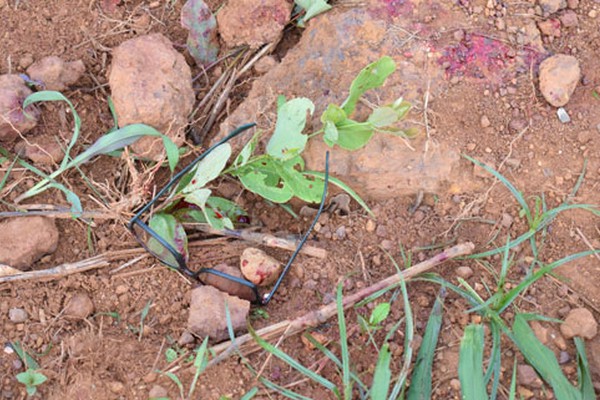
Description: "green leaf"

(148, 213), (188, 260)
(333, 120), (374, 151)
(323, 120), (339, 146)
(189, 337), (209, 398)
(165, 348), (178, 363)
(11, 342), (39, 370)
(336, 284), (353, 399)
(511, 314), (580, 400)
(406, 295), (444, 400)
(370, 343), (392, 400)
(234, 130), (262, 168)
(16, 370), (47, 393)
(367, 106), (400, 128)
(266, 98), (314, 160)
(295, 0), (332, 23)
(236, 157), (294, 203)
(241, 387), (259, 400)
(181, 0), (219, 66)
(69, 123), (180, 172)
(321, 103), (347, 124)
(182, 143), (231, 193)
(459, 324), (488, 400)
(575, 337), (596, 400)
(341, 56), (396, 115)
(273, 157), (325, 203)
(369, 303), (391, 326)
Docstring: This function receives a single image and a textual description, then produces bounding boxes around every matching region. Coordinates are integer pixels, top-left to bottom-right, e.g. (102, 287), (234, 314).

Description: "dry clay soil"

(1, 0), (600, 399)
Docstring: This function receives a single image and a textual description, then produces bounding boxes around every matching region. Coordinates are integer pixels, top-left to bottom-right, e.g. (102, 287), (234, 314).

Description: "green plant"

(16, 369), (48, 397)
(3, 91), (179, 214)
(149, 56), (411, 259)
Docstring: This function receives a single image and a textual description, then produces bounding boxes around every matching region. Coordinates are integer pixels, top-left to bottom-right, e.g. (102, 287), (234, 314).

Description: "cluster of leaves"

(150, 56), (411, 262)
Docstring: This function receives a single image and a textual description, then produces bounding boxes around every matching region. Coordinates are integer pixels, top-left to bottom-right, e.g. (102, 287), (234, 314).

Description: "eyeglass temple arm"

(261, 151), (330, 305)
(130, 122), (257, 222)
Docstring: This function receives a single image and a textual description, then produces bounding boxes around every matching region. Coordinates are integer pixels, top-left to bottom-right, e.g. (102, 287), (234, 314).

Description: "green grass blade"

(459, 324), (488, 400)
(304, 171), (374, 217)
(370, 343), (392, 400)
(463, 154), (531, 224)
(511, 314), (580, 400)
(248, 324), (339, 394)
(241, 387), (259, 400)
(10, 341), (40, 370)
(508, 359), (517, 400)
(406, 294), (444, 400)
(164, 371), (184, 399)
(485, 322), (502, 400)
(259, 377), (314, 400)
(0, 155), (17, 192)
(574, 337), (596, 400)
(337, 284), (353, 399)
(188, 336), (209, 398)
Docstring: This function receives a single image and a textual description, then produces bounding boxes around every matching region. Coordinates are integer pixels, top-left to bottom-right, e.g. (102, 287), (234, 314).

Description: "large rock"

(26, 56), (85, 91)
(108, 34), (194, 160)
(560, 308), (598, 339)
(186, 285), (250, 342)
(214, 4), (470, 200)
(539, 54), (580, 107)
(0, 74), (38, 142)
(217, 0), (292, 49)
(0, 216), (59, 269)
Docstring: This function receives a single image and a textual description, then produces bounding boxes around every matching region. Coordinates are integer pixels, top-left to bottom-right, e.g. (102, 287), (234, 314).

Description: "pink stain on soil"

(370, 0), (414, 20)
(438, 34), (545, 83)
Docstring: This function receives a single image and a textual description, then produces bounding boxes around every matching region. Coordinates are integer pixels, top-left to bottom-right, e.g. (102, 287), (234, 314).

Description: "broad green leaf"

(267, 98), (314, 160)
(370, 343), (392, 400)
(182, 143), (231, 193)
(236, 158), (294, 203)
(323, 120), (339, 146)
(459, 324), (487, 400)
(511, 314), (580, 400)
(369, 303), (391, 326)
(273, 157), (325, 203)
(165, 348), (178, 363)
(184, 188), (232, 229)
(367, 106), (400, 128)
(69, 123), (180, 172)
(321, 103), (347, 124)
(295, 0), (332, 23)
(234, 130), (262, 168)
(148, 213), (189, 260)
(341, 56), (396, 115)
(206, 196), (248, 222)
(181, 0), (219, 66)
(335, 120), (374, 151)
(406, 295), (444, 400)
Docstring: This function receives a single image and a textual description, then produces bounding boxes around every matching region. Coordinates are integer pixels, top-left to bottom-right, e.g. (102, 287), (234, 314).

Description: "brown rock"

(518, 364), (543, 388)
(537, 19), (561, 37)
(217, 0), (292, 48)
(539, 0), (567, 14)
(240, 247), (282, 286)
(456, 266), (474, 279)
(559, 10), (578, 27)
(0, 75), (38, 142)
(63, 292), (95, 320)
(0, 216), (59, 268)
(198, 263), (256, 301)
(567, 0), (578, 9)
(108, 34), (194, 160)
(560, 308), (598, 339)
(539, 54), (580, 107)
(254, 55), (278, 75)
(14, 139), (63, 164)
(522, 21), (546, 53)
(187, 285), (250, 342)
(26, 56), (85, 91)
(148, 385), (168, 399)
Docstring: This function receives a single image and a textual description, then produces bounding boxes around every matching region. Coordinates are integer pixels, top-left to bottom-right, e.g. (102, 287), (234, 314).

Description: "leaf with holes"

(341, 56), (396, 116)
(236, 158), (294, 203)
(182, 143), (231, 193)
(181, 0), (219, 66)
(266, 98), (314, 160)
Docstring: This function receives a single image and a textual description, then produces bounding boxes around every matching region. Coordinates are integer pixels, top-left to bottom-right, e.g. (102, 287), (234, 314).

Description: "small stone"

(559, 351), (570, 364)
(0, 74), (39, 142)
(501, 213), (514, 228)
(518, 364), (543, 388)
(27, 56), (85, 91)
(480, 115), (491, 128)
(450, 378), (461, 391)
(559, 10), (578, 27)
(509, 118), (527, 133)
(567, 0), (578, 8)
(187, 286), (250, 342)
(538, 19), (561, 37)
(560, 308), (597, 339)
(518, 386), (535, 399)
(380, 240), (393, 250)
(115, 285), (129, 295)
(178, 331), (195, 346)
(456, 266), (474, 279)
(109, 381), (124, 394)
(18, 54), (34, 69)
(539, 54), (580, 107)
(8, 308), (28, 323)
(335, 226), (347, 240)
(539, 0), (567, 14)
(365, 219), (376, 232)
(376, 224), (387, 237)
(557, 107), (571, 123)
(240, 248), (282, 286)
(149, 385), (168, 399)
(64, 292), (95, 320)
(577, 130), (594, 143)
(589, 9), (597, 18)
(412, 210), (425, 222)
(143, 372), (158, 384)
(0, 217), (59, 269)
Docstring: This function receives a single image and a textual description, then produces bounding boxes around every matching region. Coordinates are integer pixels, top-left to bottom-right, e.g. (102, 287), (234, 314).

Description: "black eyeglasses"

(128, 123), (329, 305)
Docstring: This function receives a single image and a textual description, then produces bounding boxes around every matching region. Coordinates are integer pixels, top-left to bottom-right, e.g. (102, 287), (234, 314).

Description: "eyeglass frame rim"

(127, 122), (330, 306)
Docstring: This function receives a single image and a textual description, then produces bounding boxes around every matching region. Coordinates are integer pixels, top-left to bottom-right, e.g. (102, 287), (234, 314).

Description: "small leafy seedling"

(16, 369), (47, 397)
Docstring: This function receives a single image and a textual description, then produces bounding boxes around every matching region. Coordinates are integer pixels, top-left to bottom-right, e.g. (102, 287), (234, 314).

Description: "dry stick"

(186, 223), (327, 259)
(208, 242), (475, 367)
(198, 67), (238, 139)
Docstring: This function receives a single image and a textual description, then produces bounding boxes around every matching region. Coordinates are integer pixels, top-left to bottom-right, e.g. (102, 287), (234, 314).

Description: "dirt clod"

(240, 247), (282, 286)
(187, 285), (250, 342)
(15, 139), (63, 164)
(456, 266), (474, 279)
(0, 216), (59, 269)
(26, 56), (85, 91)
(539, 0), (567, 14)
(518, 364), (543, 388)
(8, 308), (28, 323)
(63, 292), (95, 320)
(216, 0), (292, 49)
(148, 385), (168, 399)
(108, 33), (194, 160)
(560, 307), (598, 339)
(539, 54), (580, 107)
(0, 74), (38, 142)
